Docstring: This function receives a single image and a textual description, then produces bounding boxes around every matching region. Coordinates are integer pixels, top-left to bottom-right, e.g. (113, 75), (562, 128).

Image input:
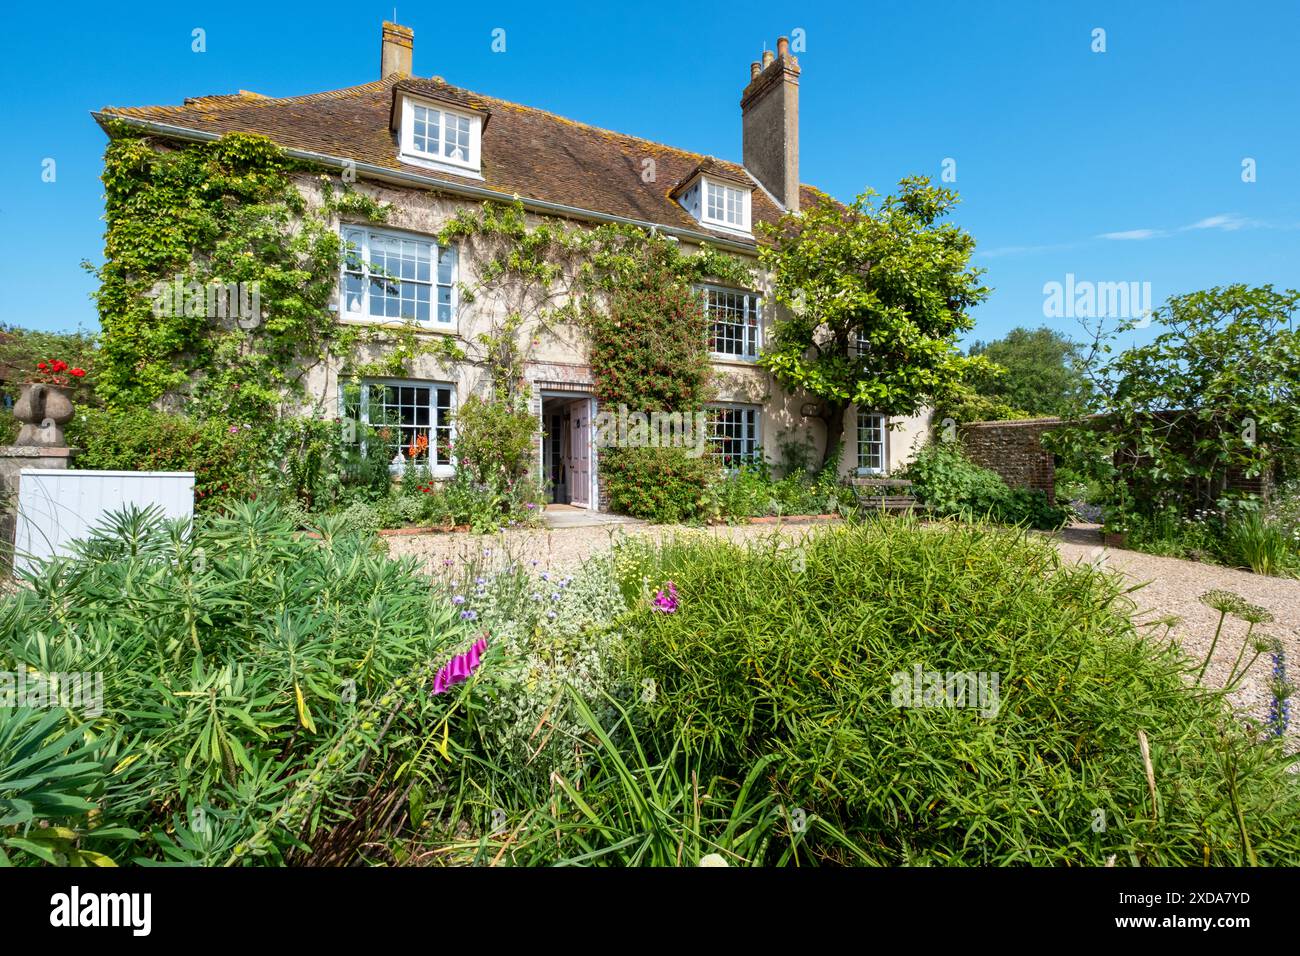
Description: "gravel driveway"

(388, 518), (1300, 747)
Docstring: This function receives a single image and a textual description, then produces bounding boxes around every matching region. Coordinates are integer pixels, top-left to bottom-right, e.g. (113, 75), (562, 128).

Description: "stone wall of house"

(959, 418), (1061, 503)
(288, 172), (936, 506)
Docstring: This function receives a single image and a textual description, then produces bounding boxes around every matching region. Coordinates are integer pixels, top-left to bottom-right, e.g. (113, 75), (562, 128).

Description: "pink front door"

(568, 401), (591, 508)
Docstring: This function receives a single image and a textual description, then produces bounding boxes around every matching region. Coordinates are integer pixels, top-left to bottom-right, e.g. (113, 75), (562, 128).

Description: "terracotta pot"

(13, 382), (74, 447)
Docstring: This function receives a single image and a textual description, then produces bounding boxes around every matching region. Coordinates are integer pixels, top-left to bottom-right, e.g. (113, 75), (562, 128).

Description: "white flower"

(698, 854), (729, 867)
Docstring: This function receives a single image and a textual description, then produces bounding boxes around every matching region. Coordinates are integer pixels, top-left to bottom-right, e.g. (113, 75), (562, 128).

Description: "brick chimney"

(741, 36), (800, 212)
(381, 21), (413, 78)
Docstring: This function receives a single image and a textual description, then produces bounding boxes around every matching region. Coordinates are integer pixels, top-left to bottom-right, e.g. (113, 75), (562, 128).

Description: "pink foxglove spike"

(651, 581), (678, 613)
(433, 636), (488, 695)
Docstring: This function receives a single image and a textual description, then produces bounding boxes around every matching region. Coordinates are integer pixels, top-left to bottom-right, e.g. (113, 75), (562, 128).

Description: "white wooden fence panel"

(14, 469), (194, 574)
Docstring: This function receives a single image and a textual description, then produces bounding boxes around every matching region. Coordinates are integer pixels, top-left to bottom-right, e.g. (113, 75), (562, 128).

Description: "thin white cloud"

(1097, 228), (1167, 241)
(985, 212), (1287, 261)
(1182, 213), (1259, 232)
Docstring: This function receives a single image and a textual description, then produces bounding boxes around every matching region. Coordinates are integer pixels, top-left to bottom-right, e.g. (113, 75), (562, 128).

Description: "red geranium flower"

(70, 368), (86, 377)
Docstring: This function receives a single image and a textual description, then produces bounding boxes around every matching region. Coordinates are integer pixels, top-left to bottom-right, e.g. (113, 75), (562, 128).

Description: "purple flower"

(432, 636), (488, 695)
(541, 572), (550, 581)
(551, 592), (561, 602)
(452, 595), (466, 606)
(525, 502), (536, 510)
(475, 577), (486, 585)
(460, 609), (478, 621)
(651, 581), (679, 614)
(546, 611), (557, 620)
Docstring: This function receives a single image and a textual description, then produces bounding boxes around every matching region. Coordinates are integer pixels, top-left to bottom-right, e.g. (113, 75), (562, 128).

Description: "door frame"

(539, 391), (598, 510)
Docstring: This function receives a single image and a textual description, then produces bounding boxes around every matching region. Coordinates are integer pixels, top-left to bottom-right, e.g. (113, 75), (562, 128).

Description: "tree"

(1047, 284), (1300, 512)
(965, 326), (1090, 418)
(758, 178), (989, 466)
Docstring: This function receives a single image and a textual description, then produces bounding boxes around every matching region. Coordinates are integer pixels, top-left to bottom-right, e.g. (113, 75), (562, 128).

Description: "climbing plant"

(436, 199), (752, 411)
(94, 129), (754, 523)
(94, 129), (456, 423)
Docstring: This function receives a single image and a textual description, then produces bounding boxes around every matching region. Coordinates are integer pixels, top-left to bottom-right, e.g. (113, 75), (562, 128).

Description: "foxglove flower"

(652, 581), (679, 613)
(432, 636), (488, 695)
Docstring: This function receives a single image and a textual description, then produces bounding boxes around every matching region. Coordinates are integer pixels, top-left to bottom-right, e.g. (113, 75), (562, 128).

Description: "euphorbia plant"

(30, 359), (87, 387)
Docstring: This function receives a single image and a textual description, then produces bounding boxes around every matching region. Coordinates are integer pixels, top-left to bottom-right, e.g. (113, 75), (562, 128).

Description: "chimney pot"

(742, 42), (800, 213)
(381, 21), (414, 78)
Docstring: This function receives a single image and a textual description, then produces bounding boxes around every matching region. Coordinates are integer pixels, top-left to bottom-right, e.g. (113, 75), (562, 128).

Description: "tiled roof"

(98, 76), (831, 246)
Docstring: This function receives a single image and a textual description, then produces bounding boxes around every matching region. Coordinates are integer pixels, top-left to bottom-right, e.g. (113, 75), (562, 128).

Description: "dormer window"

(672, 165), (754, 237)
(398, 95), (482, 176)
(705, 179), (748, 230)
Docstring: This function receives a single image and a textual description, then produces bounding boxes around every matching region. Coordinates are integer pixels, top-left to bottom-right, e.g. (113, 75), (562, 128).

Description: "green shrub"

(715, 460), (845, 521)
(1125, 505), (1221, 560)
(69, 407), (262, 511)
(0, 501), (471, 865)
(452, 395), (536, 488)
(1218, 508), (1297, 577)
(903, 439), (1068, 530)
(614, 520), (1300, 865)
(442, 555), (630, 785)
(265, 415), (392, 511)
(602, 446), (720, 523)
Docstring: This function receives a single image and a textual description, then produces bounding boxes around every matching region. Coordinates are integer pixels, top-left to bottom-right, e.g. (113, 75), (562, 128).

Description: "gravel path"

(388, 518), (1300, 746)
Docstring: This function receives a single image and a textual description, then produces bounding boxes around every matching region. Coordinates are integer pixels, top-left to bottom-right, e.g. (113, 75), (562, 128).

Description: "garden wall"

(960, 418), (1061, 503)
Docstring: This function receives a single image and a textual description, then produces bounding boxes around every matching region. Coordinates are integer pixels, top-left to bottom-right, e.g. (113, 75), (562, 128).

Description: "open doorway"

(540, 394), (595, 508)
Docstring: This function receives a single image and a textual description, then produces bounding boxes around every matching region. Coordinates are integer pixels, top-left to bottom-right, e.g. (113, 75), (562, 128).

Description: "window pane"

(704, 288), (761, 359)
(857, 412), (885, 472)
(345, 228), (438, 324)
(412, 105), (440, 155)
(706, 405), (759, 467)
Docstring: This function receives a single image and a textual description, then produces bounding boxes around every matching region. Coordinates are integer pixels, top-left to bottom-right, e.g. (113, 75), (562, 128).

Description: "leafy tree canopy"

(965, 326), (1091, 419)
(1047, 284), (1300, 511)
(758, 177), (989, 464)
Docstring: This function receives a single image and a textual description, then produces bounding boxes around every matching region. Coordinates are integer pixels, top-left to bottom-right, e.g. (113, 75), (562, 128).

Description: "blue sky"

(2, 0), (1297, 350)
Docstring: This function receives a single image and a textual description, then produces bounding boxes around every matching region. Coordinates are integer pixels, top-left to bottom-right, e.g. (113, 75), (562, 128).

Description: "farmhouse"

(95, 22), (930, 509)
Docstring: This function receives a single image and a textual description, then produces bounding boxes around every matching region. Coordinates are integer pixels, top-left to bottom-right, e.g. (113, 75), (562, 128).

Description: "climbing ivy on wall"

(94, 129), (456, 423)
(95, 129), (753, 430)
(435, 199), (754, 412)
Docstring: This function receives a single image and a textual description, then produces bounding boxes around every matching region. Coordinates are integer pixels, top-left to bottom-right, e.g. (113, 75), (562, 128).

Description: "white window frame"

(344, 378), (457, 477)
(702, 285), (762, 361)
(339, 225), (457, 329)
(705, 403), (761, 467)
(856, 411), (888, 475)
(699, 176), (752, 234)
(398, 96), (483, 176)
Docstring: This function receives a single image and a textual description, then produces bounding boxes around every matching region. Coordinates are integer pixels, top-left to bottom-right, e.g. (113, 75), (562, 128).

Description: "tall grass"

(607, 517), (1300, 865)
(1218, 510), (1297, 577)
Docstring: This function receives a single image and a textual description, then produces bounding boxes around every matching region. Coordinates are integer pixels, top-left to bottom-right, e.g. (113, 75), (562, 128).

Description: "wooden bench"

(848, 477), (923, 514)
